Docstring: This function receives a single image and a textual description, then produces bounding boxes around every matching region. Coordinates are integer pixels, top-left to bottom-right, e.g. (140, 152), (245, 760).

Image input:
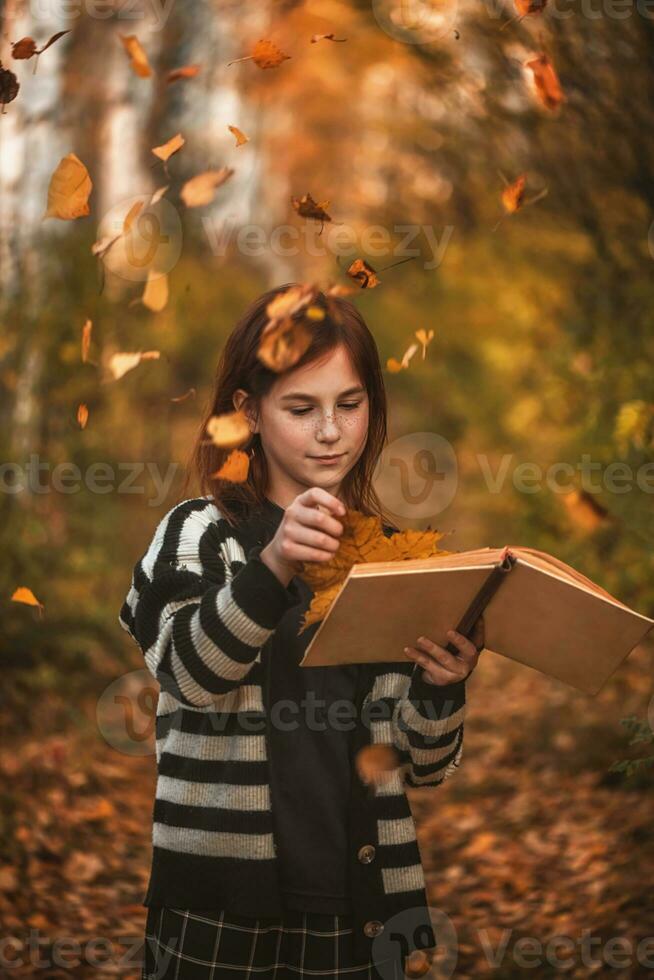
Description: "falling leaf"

(152, 133), (185, 162)
(77, 403), (89, 429)
(415, 328), (435, 358)
(0, 64), (20, 109)
(43, 153), (92, 220)
(107, 350), (160, 381)
(180, 167), (235, 207)
(291, 192), (332, 231)
(228, 124), (249, 146)
(166, 64), (201, 84)
(11, 587), (44, 616)
(355, 744), (401, 786)
(258, 316), (314, 372)
(142, 270), (169, 312)
(525, 53), (565, 111)
(387, 343), (419, 373)
(297, 508), (451, 631)
(502, 174), (527, 214)
(347, 258), (379, 289)
(205, 410), (251, 449)
(562, 490), (610, 532)
(11, 37), (37, 59)
(310, 33), (347, 43)
(11, 30), (70, 70)
(81, 319), (93, 363)
(119, 34), (152, 77)
(170, 387), (196, 403)
(122, 199), (144, 234)
(150, 184), (169, 205)
(211, 449), (250, 483)
(227, 38), (292, 70)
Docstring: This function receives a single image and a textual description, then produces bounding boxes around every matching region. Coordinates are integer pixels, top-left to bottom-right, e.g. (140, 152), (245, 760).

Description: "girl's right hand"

(260, 487), (346, 585)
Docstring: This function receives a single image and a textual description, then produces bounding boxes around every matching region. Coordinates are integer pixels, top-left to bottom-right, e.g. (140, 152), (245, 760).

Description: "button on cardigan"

(117, 495), (467, 963)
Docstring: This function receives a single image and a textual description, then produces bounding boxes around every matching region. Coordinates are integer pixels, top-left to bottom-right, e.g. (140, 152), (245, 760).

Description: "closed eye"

(290, 402), (361, 416)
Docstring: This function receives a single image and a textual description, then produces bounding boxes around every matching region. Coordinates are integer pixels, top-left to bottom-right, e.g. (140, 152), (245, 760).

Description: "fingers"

(404, 645), (466, 684)
(301, 487), (346, 518)
(295, 502), (345, 542)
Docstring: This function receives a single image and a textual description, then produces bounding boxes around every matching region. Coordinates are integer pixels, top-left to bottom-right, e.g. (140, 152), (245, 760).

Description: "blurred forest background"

(1, 0), (654, 975)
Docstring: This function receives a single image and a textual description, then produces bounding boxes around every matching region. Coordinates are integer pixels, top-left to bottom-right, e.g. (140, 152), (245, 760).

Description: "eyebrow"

(279, 385), (366, 402)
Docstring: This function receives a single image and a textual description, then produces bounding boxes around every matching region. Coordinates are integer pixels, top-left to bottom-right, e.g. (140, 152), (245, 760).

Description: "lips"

(310, 453), (344, 460)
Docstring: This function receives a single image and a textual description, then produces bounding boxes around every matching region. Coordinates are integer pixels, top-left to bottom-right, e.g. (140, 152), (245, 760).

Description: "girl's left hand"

(404, 614), (485, 686)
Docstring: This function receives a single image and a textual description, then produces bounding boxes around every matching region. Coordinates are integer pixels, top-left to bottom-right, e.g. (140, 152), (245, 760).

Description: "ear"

(232, 388), (258, 433)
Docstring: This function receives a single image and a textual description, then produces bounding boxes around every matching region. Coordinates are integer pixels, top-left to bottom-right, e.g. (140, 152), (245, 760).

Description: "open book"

(299, 545), (654, 696)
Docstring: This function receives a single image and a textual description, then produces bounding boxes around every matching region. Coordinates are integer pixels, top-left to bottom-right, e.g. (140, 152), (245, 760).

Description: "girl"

(118, 283), (484, 980)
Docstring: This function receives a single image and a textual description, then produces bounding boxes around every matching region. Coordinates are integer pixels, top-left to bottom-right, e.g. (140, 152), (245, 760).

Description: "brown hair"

(179, 282), (391, 528)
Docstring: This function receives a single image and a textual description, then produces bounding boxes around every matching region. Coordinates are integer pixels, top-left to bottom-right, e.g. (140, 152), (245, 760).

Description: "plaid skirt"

(141, 906), (403, 979)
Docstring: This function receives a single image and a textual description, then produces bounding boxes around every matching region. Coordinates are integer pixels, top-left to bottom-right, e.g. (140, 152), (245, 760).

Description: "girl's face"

(236, 343), (370, 507)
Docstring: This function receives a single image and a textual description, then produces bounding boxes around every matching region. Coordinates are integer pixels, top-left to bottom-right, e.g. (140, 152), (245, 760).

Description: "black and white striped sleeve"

(118, 500), (301, 708)
(396, 671), (466, 788)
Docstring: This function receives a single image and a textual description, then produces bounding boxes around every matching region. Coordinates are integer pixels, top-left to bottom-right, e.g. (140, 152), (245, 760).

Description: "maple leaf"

(297, 508), (452, 632)
(347, 258), (379, 289)
(227, 38), (291, 70)
(291, 192), (332, 233)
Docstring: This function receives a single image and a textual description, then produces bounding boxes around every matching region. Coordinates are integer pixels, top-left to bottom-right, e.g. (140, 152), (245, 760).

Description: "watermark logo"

(371, 0), (460, 44)
(373, 432), (459, 520)
(97, 669), (158, 756)
(372, 905), (458, 979)
(96, 194), (182, 284)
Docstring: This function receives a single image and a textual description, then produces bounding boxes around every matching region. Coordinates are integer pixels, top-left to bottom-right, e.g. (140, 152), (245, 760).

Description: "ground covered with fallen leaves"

(1, 642), (652, 979)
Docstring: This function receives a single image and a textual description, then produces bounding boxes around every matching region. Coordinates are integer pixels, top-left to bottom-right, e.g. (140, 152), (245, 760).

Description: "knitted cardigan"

(118, 495), (466, 962)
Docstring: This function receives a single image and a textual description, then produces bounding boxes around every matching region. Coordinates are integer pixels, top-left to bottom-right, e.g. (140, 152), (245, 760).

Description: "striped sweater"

(118, 495), (466, 961)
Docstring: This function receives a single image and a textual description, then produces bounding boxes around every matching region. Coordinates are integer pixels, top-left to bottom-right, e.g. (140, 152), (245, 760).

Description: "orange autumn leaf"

(355, 744), (401, 786)
(180, 167), (234, 207)
(562, 489), (610, 532)
(257, 316), (314, 372)
(347, 258), (379, 289)
(227, 38), (292, 70)
(297, 508), (452, 632)
(119, 34), (152, 77)
(228, 124), (249, 146)
(43, 153), (92, 220)
(81, 318), (92, 363)
(525, 53), (565, 111)
(106, 350), (160, 381)
(211, 449), (250, 483)
(387, 343), (418, 373)
(142, 270), (169, 312)
(205, 410), (251, 449)
(11, 587), (44, 617)
(502, 174), (527, 214)
(152, 132), (185, 163)
(77, 403), (89, 429)
(166, 64), (201, 84)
